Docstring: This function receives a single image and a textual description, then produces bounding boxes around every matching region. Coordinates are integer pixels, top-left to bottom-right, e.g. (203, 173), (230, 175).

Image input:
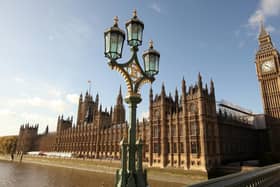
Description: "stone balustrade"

(189, 163), (280, 187)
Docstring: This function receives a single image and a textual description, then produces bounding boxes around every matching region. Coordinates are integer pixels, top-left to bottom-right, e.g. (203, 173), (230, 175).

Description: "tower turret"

(112, 86), (126, 124)
(99, 104), (102, 113)
(181, 77), (186, 99)
(210, 79), (215, 96)
(45, 125), (49, 135)
(198, 72), (202, 90)
(76, 90), (98, 126)
(175, 87), (179, 108)
(95, 93), (99, 105)
(161, 82), (166, 98)
(117, 86), (123, 105)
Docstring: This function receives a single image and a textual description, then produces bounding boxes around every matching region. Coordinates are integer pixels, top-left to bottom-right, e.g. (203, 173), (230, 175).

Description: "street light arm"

(108, 47), (154, 96)
(108, 60), (134, 95)
(134, 76), (154, 95)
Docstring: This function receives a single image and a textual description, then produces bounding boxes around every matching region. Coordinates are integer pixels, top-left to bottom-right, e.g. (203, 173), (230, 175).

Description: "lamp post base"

(115, 116), (148, 187)
(115, 169), (148, 187)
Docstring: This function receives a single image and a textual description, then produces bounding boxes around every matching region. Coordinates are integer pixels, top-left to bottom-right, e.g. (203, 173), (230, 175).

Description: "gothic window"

(153, 126), (159, 137)
(190, 121), (198, 136)
(171, 125), (176, 136)
(167, 143), (170, 153)
(179, 142), (184, 153)
(153, 143), (160, 153)
(189, 103), (197, 113)
(145, 144), (149, 152)
(167, 126), (170, 137)
(191, 141), (198, 154)
(154, 110), (160, 118)
(173, 143), (177, 153)
(178, 126), (183, 136)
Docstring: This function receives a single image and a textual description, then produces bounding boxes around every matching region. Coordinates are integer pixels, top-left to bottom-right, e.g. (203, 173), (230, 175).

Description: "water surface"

(0, 161), (184, 187)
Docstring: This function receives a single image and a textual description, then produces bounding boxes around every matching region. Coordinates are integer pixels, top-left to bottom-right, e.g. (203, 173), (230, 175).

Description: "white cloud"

(0, 109), (16, 116)
(140, 111), (149, 120)
(266, 25), (276, 32)
(249, 10), (264, 27)
(261, 0), (280, 16)
(0, 94), (77, 135)
(11, 97), (67, 113)
(150, 2), (161, 13)
(14, 76), (25, 83)
(19, 112), (56, 126)
(0, 76), (80, 135)
(248, 0), (280, 28)
(0, 108), (56, 136)
(48, 88), (62, 97)
(66, 93), (79, 105)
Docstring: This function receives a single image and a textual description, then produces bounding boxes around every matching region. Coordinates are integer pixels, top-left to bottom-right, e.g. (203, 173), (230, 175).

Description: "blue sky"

(0, 0), (280, 136)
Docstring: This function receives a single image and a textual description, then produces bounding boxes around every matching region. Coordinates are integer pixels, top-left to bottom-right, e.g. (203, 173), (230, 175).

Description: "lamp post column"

(104, 10), (160, 187)
(126, 96), (142, 173)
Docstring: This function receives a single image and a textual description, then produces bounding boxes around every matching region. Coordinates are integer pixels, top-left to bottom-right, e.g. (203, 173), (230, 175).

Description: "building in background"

(16, 24), (279, 174)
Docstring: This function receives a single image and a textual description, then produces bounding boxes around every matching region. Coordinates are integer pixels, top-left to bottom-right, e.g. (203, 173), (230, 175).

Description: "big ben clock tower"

(256, 23), (280, 119)
(255, 22), (280, 155)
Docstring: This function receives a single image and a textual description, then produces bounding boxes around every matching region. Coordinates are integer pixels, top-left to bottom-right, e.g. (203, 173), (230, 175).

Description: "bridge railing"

(189, 163), (280, 187)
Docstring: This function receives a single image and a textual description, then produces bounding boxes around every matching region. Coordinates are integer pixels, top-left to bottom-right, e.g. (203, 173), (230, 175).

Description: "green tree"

(0, 136), (17, 154)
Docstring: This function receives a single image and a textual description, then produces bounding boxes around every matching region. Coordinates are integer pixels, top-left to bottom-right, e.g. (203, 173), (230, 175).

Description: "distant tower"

(255, 22), (280, 119)
(112, 86), (126, 124)
(255, 22), (280, 154)
(16, 123), (39, 153)
(148, 75), (220, 171)
(45, 125), (49, 135)
(76, 91), (98, 126)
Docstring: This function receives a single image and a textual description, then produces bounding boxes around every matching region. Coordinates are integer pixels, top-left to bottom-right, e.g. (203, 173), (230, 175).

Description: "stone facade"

(16, 76), (266, 173)
(147, 76), (220, 171)
(16, 124), (39, 153)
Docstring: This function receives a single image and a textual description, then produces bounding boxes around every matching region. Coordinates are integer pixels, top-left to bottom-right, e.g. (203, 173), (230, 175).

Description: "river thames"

(0, 161), (185, 187)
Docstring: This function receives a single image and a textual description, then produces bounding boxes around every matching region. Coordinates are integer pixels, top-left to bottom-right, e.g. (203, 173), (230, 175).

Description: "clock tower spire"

(258, 21), (274, 52)
(255, 22), (280, 119)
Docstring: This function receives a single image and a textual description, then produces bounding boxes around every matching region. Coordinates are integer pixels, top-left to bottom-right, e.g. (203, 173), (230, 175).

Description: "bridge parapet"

(189, 163), (280, 187)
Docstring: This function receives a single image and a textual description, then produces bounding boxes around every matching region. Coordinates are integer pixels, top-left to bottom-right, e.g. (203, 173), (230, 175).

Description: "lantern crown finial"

(149, 40), (154, 49)
(133, 9), (137, 18)
(104, 15), (125, 60)
(114, 16), (119, 26)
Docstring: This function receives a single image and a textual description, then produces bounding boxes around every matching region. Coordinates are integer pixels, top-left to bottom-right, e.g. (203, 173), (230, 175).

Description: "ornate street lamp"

(125, 10), (144, 47)
(104, 10), (160, 187)
(104, 16), (125, 60)
(143, 41), (160, 77)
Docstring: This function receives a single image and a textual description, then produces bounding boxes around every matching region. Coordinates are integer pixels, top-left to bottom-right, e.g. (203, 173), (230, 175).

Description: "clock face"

(261, 60), (275, 73)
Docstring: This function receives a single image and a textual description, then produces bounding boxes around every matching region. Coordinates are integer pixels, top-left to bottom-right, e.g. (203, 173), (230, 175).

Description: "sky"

(0, 0), (280, 136)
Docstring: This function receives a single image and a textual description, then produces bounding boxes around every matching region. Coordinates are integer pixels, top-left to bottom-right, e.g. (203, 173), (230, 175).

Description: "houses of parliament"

(16, 24), (280, 173)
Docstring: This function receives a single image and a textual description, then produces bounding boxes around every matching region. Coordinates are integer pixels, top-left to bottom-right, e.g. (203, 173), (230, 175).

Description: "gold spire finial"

(259, 19), (268, 37)
(133, 9), (137, 18)
(149, 40), (154, 49)
(114, 16), (119, 26)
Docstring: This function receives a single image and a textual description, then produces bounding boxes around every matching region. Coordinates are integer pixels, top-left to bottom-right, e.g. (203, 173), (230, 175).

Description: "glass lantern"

(125, 10), (144, 47)
(104, 16), (125, 60)
(143, 40), (160, 77)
